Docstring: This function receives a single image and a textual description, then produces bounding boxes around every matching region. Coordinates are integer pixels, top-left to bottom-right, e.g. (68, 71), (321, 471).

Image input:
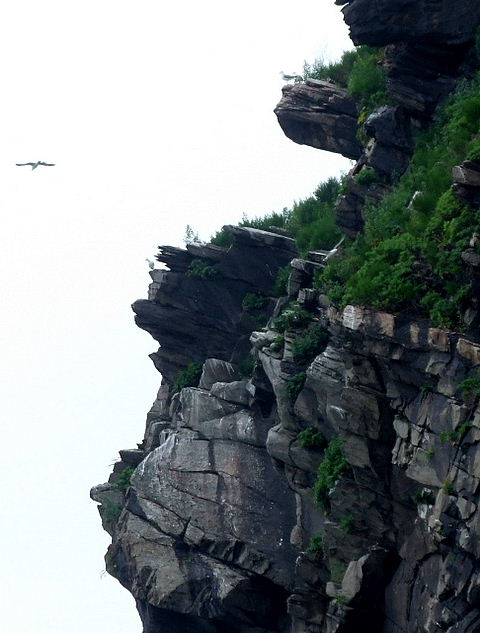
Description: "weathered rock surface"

(92, 2), (480, 632)
(341, 0), (480, 47)
(132, 225), (297, 382)
(274, 80), (362, 160)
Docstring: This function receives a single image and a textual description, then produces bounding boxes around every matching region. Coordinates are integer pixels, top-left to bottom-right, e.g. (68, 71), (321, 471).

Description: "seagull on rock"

(16, 161), (55, 170)
(280, 71), (302, 82)
(145, 258), (155, 270)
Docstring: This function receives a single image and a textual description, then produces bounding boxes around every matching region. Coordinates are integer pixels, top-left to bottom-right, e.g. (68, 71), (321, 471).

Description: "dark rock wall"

(92, 2), (480, 632)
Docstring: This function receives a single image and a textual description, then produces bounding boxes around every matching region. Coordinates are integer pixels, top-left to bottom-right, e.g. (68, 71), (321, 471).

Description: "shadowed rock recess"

(92, 3), (480, 633)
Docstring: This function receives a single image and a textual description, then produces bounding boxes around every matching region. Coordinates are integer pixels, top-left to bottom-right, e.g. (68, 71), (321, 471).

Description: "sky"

(0, 2), (352, 632)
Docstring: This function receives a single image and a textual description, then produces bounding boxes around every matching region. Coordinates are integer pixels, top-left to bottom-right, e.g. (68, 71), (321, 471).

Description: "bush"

(285, 372), (307, 403)
(347, 47), (388, 111)
(242, 293), (267, 311)
(172, 361), (203, 394)
(274, 305), (314, 332)
(102, 500), (123, 527)
(355, 168), (382, 187)
(318, 72), (480, 328)
(459, 374), (480, 400)
(237, 354), (256, 378)
(443, 479), (454, 495)
(298, 427), (327, 449)
(411, 488), (435, 505)
(292, 323), (329, 364)
(186, 259), (218, 279)
(116, 466), (135, 491)
(272, 265), (291, 297)
(340, 514), (355, 534)
(210, 228), (234, 248)
(313, 436), (350, 513)
(270, 335), (285, 353)
(306, 533), (325, 553)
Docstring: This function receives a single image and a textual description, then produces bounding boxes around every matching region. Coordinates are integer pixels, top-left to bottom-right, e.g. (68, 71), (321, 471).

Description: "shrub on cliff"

(292, 323), (329, 364)
(317, 72), (480, 329)
(313, 436), (350, 513)
(172, 361), (203, 394)
(186, 259), (219, 279)
(210, 177), (341, 258)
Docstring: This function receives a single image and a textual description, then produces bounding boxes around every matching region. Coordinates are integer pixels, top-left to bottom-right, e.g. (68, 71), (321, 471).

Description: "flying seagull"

(16, 161), (55, 170)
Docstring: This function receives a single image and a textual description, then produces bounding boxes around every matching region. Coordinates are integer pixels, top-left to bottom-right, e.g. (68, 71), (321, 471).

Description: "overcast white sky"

(0, 2), (352, 631)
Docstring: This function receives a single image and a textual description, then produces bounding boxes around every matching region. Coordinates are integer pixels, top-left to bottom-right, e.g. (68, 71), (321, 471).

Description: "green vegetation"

(459, 374), (480, 400)
(301, 46), (389, 114)
(116, 466), (135, 491)
(355, 168), (382, 187)
(411, 488), (435, 505)
(439, 422), (472, 444)
(313, 436), (350, 513)
(273, 305), (314, 332)
(317, 73), (480, 328)
(186, 259), (219, 279)
(237, 354), (256, 378)
(340, 514), (355, 534)
(103, 500), (123, 527)
(184, 224), (202, 245)
(285, 372), (307, 403)
(306, 533), (325, 553)
(329, 558), (348, 585)
(443, 479), (454, 495)
(292, 323), (329, 364)
(272, 265), (291, 297)
(242, 293), (267, 311)
(425, 446), (436, 458)
(298, 427), (327, 450)
(172, 361), (203, 394)
(210, 178), (341, 257)
(270, 335), (285, 353)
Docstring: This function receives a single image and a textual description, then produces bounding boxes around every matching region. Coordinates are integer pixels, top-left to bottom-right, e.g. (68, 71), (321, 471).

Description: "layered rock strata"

(92, 1), (480, 632)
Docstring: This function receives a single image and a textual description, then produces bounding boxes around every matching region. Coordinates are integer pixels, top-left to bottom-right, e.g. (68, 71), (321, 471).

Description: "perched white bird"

(324, 236), (345, 262)
(145, 258), (155, 270)
(280, 71), (302, 82)
(16, 161), (55, 170)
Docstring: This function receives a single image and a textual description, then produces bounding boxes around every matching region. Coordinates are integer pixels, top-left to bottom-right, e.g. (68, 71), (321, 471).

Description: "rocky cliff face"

(92, 2), (480, 632)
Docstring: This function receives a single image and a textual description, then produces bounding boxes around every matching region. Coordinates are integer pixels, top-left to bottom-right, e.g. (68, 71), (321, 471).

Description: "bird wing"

(16, 163), (35, 167)
(38, 162), (55, 166)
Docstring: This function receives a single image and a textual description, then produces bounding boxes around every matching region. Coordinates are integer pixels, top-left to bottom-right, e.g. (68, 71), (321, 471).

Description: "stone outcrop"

(92, 2), (480, 632)
(341, 0), (480, 47)
(274, 80), (362, 160)
(132, 226), (297, 383)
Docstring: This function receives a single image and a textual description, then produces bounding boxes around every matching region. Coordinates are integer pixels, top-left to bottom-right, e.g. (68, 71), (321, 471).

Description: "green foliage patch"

(237, 355), (255, 378)
(411, 488), (435, 505)
(273, 305), (314, 332)
(116, 466), (135, 491)
(186, 259), (219, 279)
(292, 323), (329, 364)
(313, 436), (350, 513)
(209, 178), (341, 260)
(172, 361), (203, 394)
(306, 533), (325, 553)
(459, 374), (480, 400)
(317, 73), (480, 328)
(298, 427), (327, 450)
(103, 500), (123, 527)
(242, 293), (267, 311)
(285, 372), (307, 403)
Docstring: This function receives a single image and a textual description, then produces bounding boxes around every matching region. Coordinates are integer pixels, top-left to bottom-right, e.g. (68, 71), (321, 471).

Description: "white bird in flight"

(16, 161), (55, 170)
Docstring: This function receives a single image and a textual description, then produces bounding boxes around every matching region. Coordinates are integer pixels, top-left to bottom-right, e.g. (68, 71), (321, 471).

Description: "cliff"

(92, 2), (480, 632)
